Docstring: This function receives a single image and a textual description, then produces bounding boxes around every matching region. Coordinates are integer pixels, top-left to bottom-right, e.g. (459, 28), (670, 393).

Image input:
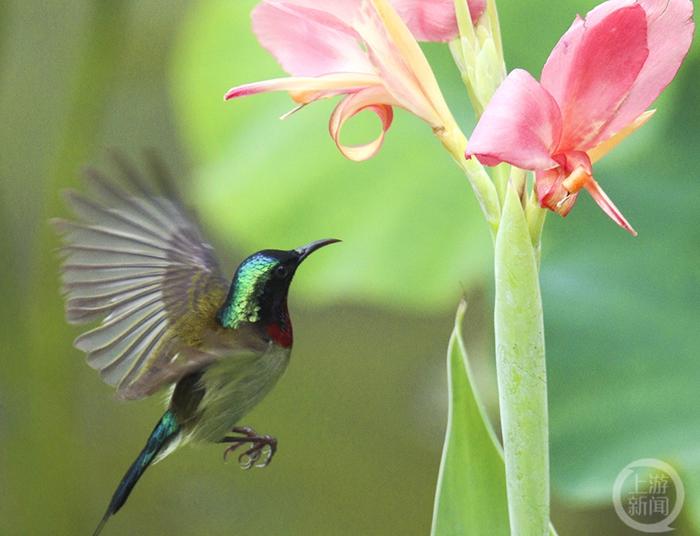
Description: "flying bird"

(53, 154), (339, 535)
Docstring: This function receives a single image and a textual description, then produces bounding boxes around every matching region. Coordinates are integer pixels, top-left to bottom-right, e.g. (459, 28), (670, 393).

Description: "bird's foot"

(220, 426), (277, 470)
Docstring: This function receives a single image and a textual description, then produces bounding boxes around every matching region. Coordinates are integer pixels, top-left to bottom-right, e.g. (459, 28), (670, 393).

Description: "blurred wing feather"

(54, 157), (229, 400)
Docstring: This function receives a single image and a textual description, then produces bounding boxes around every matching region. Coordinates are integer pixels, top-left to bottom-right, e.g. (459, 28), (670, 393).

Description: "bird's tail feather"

(93, 410), (180, 536)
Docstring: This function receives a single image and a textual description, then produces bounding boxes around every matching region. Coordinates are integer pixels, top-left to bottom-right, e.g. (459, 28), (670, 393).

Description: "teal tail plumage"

(93, 411), (180, 536)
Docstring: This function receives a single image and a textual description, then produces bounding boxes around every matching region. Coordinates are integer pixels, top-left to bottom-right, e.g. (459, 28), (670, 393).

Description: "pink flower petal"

(584, 176), (637, 235)
(391, 0), (486, 41)
(328, 86), (395, 161)
(541, 2), (650, 152)
(252, 1), (372, 77)
(466, 69), (562, 170)
(539, 0), (634, 103)
(227, 0), (458, 163)
(224, 73), (383, 103)
(602, 0), (695, 137)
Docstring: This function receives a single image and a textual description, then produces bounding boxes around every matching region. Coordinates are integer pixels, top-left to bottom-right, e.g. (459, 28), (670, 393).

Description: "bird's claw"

(238, 441), (275, 469)
(221, 427), (277, 470)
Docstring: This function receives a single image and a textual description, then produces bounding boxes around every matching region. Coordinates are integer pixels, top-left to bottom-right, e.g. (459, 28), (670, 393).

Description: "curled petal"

(584, 176), (637, 236)
(603, 0), (695, 137)
(252, 1), (372, 76)
(391, 0), (486, 42)
(329, 87), (395, 161)
(466, 69), (562, 170)
(224, 73), (383, 104)
(541, 3), (649, 151)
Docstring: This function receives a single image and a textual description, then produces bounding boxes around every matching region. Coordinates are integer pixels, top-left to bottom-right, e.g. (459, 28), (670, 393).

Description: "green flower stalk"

(494, 184), (549, 535)
(449, 4), (551, 530)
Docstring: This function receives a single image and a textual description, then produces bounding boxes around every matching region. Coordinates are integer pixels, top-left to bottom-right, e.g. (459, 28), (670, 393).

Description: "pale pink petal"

(252, 1), (372, 77)
(584, 176), (637, 235)
(466, 69), (562, 170)
(391, 0), (486, 41)
(541, 3), (649, 151)
(355, 0), (451, 126)
(328, 86), (395, 161)
(224, 73), (383, 104)
(602, 0), (695, 138)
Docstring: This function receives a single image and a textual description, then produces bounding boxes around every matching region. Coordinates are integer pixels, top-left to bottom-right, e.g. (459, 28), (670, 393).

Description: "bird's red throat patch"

(266, 322), (293, 348)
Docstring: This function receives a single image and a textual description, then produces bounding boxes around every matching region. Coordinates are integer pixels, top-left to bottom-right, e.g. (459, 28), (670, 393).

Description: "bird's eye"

(274, 265), (289, 279)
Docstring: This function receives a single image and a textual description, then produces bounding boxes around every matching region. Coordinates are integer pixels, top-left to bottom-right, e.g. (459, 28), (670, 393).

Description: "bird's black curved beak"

(295, 238), (341, 262)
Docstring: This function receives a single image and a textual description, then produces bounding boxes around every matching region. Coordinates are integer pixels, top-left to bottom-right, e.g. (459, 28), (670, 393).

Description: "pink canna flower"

(225, 0), (485, 161)
(466, 0), (694, 235)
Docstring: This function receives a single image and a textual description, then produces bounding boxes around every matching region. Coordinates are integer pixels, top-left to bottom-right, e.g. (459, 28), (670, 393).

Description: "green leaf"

(169, 0), (491, 311)
(431, 301), (509, 536)
(494, 184), (549, 536)
(432, 301), (559, 536)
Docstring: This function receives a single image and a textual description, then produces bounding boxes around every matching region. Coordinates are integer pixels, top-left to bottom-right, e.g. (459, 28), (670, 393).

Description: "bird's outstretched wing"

(53, 154), (231, 400)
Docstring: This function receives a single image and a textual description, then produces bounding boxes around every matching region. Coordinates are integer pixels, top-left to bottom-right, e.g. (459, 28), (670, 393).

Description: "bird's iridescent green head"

(217, 239), (340, 330)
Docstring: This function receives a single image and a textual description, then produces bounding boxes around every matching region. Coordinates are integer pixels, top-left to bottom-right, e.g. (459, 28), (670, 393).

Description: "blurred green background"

(1, 1), (698, 534)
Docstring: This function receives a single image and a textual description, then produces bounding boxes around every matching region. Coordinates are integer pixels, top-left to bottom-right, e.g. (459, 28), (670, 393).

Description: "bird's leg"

(219, 426), (277, 470)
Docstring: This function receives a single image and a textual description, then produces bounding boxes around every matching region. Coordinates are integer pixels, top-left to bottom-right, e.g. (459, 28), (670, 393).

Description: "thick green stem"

(494, 184), (549, 535)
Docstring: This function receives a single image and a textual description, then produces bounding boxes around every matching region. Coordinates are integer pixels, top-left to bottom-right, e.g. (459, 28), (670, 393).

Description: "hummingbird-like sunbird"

(53, 155), (339, 535)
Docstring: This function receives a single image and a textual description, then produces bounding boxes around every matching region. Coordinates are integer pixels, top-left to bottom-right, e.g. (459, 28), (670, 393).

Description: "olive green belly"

(182, 343), (291, 443)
